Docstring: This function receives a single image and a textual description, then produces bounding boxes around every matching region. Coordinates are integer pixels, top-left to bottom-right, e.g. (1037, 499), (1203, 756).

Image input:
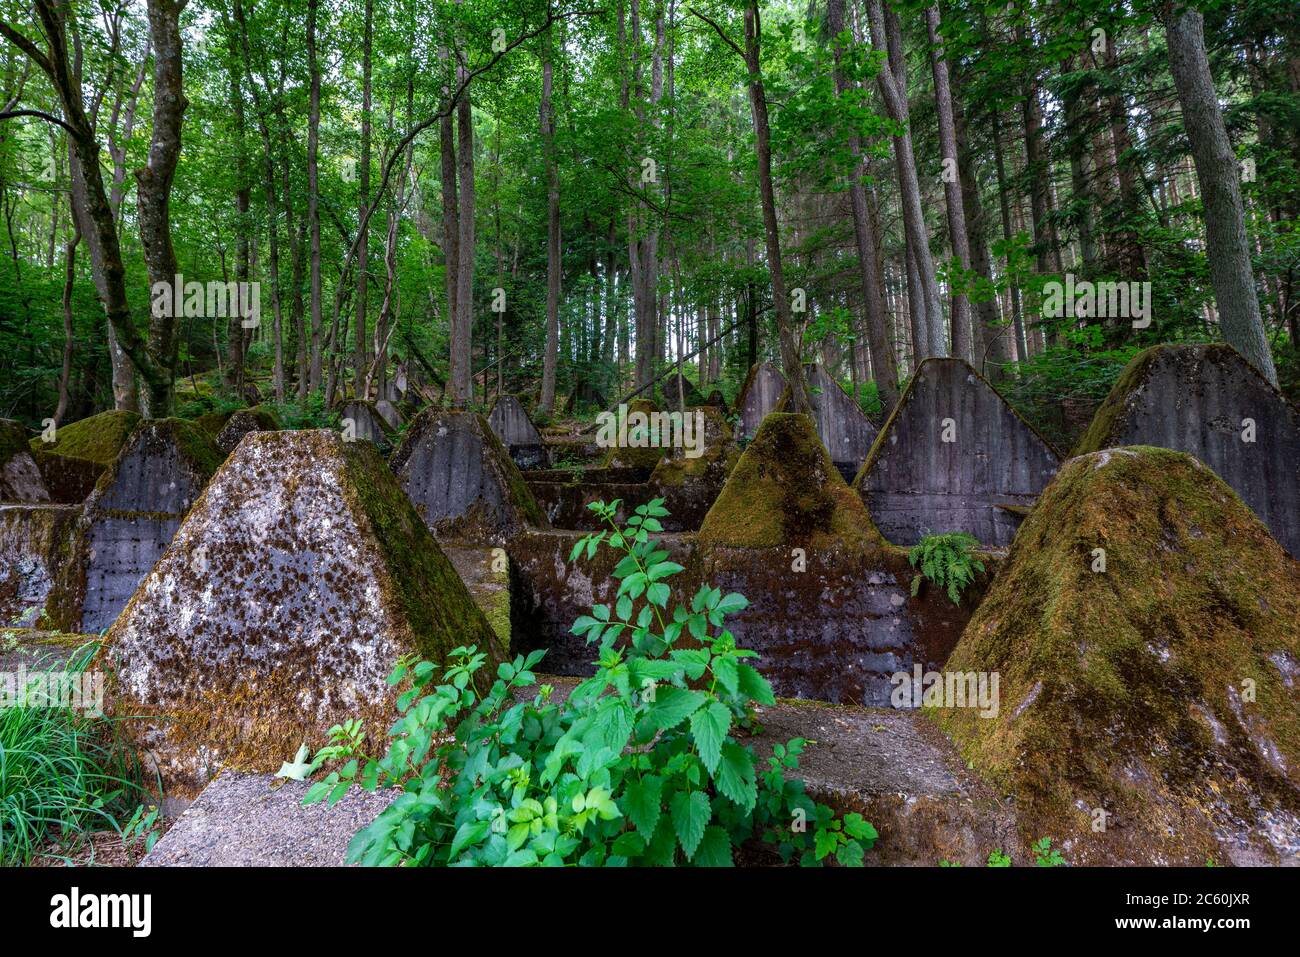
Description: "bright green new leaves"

(299, 499), (874, 867)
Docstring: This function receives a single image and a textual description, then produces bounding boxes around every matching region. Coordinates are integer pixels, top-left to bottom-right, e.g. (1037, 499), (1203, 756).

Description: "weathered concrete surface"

(141, 772), (395, 867)
(802, 364), (878, 480)
(391, 409), (548, 545)
(0, 629), (98, 674)
(375, 398), (403, 429)
(942, 447), (1300, 865)
(488, 395), (547, 470)
(31, 450), (105, 503)
(44, 418), (223, 634)
(855, 358), (1060, 547)
(0, 419), (49, 503)
(510, 529), (696, 673)
(444, 544), (512, 651)
(215, 406), (279, 455)
(1074, 343), (1300, 556)
(745, 701), (1023, 866)
(338, 399), (395, 451)
(735, 362), (785, 440)
(695, 413), (987, 704)
(104, 430), (505, 796)
(0, 505), (77, 626)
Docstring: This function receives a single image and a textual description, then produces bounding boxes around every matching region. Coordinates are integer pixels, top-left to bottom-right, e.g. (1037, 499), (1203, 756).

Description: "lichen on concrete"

(938, 446), (1300, 865)
(215, 406), (280, 454)
(0, 418), (49, 503)
(103, 429), (506, 796)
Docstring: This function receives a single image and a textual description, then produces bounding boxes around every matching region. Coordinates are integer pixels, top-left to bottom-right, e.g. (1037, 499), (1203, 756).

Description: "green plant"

(1033, 836), (1065, 867)
(121, 803), (163, 862)
(908, 532), (986, 605)
(0, 645), (156, 865)
(987, 847), (1012, 867)
(299, 497), (877, 866)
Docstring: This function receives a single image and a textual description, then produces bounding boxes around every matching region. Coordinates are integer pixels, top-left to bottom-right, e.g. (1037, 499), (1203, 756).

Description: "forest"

(0, 0), (1294, 436)
(1, 0), (1299, 882)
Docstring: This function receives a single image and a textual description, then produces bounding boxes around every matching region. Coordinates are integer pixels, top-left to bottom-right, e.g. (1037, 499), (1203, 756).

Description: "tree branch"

(687, 7), (744, 60)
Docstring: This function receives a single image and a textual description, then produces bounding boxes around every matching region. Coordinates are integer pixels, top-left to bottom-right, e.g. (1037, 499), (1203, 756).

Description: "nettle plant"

(296, 497), (876, 866)
(908, 532), (985, 605)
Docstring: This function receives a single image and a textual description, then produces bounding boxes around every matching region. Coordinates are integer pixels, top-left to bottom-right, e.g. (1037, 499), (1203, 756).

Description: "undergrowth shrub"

(296, 498), (877, 866)
(908, 532), (985, 605)
(0, 643), (156, 865)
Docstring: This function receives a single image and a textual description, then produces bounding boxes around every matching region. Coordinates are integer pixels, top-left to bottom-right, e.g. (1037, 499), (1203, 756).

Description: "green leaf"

(712, 655), (739, 695)
(612, 831), (647, 857)
(691, 826), (734, 867)
(670, 790), (711, 860)
(623, 774), (664, 839)
(715, 742), (757, 811)
(689, 701), (731, 774)
(449, 820), (491, 859)
(646, 686), (707, 731)
(736, 663), (776, 705)
(836, 839), (865, 867)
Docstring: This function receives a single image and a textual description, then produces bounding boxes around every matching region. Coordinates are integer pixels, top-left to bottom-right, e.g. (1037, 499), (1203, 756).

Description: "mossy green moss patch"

(697, 413), (881, 550)
(939, 446), (1300, 864)
(30, 410), (141, 465)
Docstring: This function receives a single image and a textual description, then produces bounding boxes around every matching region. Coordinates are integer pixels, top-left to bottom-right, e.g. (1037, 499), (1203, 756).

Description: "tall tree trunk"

(742, 2), (809, 411)
(134, 0), (188, 415)
(450, 50), (476, 405)
(224, 30), (251, 391)
(926, 4), (973, 363)
(439, 46), (459, 382)
(1162, 3), (1277, 385)
(539, 53), (561, 415)
(355, 0), (372, 392)
(867, 0), (947, 358)
(306, 0), (323, 391)
(830, 0), (899, 409)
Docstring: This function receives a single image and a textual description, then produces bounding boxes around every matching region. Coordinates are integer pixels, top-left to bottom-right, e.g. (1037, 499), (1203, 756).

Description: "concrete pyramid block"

(104, 429), (506, 793)
(27, 409), (140, 503)
(338, 399), (395, 450)
(215, 406), (279, 454)
(1074, 343), (1300, 556)
(802, 364), (878, 481)
(45, 418), (224, 633)
(854, 358), (1060, 547)
(598, 398), (669, 472)
(391, 408), (547, 544)
(488, 395), (546, 469)
(734, 362), (785, 440)
(940, 447), (1300, 864)
(0, 419), (48, 503)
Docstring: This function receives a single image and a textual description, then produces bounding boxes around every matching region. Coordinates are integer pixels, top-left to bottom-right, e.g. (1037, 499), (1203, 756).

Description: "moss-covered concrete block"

(488, 395), (546, 470)
(215, 406), (280, 455)
(30, 409), (141, 464)
(44, 418), (224, 633)
(1074, 343), (1300, 556)
(854, 357), (1060, 548)
(940, 447), (1300, 865)
(786, 364), (878, 480)
(392, 408), (547, 545)
(104, 429), (505, 795)
(0, 504), (77, 626)
(735, 362), (785, 440)
(0, 419), (49, 503)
